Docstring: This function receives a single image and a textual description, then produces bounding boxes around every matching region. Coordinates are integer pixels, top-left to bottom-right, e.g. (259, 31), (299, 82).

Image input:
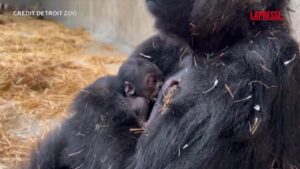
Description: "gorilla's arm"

(26, 130), (68, 169)
(129, 35), (190, 77)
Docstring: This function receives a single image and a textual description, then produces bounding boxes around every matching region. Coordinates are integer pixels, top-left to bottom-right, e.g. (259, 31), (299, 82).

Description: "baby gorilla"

(26, 58), (163, 169)
(119, 58), (164, 125)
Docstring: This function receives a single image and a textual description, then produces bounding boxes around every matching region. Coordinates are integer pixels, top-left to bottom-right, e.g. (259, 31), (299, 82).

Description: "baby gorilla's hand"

(125, 96), (150, 127)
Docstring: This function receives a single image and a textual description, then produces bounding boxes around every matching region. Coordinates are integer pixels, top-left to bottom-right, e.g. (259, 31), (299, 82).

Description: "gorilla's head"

(146, 0), (195, 40)
(146, 0), (289, 52)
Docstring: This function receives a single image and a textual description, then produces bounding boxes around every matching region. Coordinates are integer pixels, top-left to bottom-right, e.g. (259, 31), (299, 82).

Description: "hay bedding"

(0, 14), (126, 168)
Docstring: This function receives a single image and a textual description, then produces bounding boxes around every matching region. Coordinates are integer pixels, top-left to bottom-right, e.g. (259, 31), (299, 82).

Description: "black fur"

(131, 0), (300, 168)
(27, 0), (300, 168)
(27, 77), (140, 169)
(134, 31), (300, 169)
(27, 58), (163, 169)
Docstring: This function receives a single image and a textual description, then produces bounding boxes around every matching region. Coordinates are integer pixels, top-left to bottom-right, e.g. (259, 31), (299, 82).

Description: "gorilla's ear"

(125, 81), (135, 96)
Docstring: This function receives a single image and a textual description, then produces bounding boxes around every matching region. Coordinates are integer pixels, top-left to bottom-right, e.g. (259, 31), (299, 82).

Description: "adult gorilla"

(27, 0), (300, 169)
(129, 0), (300, 169)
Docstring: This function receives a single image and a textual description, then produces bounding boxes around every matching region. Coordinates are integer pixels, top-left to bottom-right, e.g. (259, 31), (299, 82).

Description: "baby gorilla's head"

(118, 58), (164, 125)
(118, 58), (163, 103)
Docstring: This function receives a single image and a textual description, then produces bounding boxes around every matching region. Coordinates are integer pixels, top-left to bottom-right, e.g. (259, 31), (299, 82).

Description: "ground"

(0, 14), (126, 169)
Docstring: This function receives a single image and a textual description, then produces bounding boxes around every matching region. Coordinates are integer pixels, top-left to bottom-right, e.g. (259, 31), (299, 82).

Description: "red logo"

(250, 11), (284, 21)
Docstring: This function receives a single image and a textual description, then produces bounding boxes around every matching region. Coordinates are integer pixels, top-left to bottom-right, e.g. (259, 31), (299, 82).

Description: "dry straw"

(0, 14), (126, 168)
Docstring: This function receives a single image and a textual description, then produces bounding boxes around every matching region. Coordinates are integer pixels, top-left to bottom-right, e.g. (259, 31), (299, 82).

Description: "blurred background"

(0, 1), (299, 169)
(1, 0), (156, 53)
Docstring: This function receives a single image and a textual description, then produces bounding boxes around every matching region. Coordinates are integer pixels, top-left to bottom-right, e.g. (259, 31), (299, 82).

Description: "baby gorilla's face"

(143, 72), (164, 103)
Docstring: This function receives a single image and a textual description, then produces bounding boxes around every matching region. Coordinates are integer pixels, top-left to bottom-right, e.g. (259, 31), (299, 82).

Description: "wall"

(290, 0), (300, 42)
(3, 0), (300, 52)
(1, 0), (37, 7)
(39, 0), (155, 52)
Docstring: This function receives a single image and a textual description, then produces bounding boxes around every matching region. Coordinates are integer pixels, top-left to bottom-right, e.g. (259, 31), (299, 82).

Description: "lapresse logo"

(250, 10), (284, 21)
